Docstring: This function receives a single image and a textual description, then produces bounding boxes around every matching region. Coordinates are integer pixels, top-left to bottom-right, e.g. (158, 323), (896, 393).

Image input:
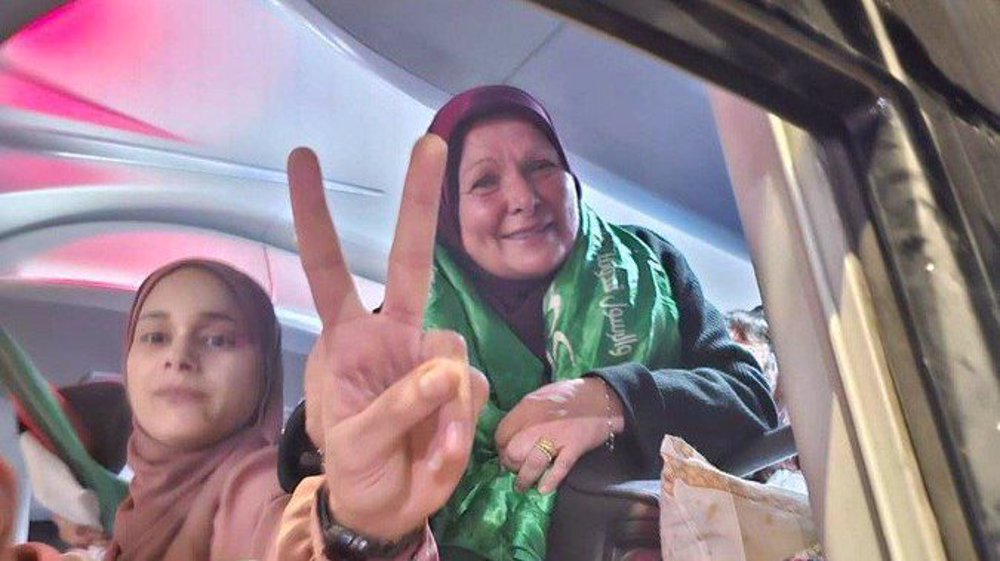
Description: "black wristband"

(315, 484), (425, 560)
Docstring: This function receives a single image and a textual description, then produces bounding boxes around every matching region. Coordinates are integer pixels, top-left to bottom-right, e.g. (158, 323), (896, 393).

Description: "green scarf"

(424, 205), (682, 560)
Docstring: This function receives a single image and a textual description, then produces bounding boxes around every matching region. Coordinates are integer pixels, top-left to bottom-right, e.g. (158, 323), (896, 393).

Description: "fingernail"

(428, 451), (443, 471)
(444, 420), (463, 452)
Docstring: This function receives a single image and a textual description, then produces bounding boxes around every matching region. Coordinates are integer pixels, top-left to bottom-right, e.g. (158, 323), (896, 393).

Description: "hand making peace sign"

(287, 135), (489, 541)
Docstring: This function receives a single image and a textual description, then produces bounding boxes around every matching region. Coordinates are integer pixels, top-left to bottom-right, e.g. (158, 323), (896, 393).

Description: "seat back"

(547, 447), (659, 561)
(547, 426), (798, 560)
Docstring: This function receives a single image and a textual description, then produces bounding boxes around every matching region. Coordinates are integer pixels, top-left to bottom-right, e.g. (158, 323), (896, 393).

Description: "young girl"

(107, 259), (288, 560)
(108, 254), (482, 561)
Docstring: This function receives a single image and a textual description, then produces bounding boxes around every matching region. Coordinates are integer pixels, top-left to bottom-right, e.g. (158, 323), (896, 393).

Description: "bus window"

(1, 1), (996, 560)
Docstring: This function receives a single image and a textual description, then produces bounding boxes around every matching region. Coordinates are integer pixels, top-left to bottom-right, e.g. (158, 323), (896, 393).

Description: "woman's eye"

(202, 334), (236, 348)
(470, 174), (499, 192)
(139, 332), (167, 345)
(526, 159), (558, 173)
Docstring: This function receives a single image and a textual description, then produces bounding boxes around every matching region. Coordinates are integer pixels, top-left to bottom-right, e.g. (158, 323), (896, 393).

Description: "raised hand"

(287, 137), (488, 541)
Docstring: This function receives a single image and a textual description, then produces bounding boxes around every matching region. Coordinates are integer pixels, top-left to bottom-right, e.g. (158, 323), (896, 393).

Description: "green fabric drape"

(425, 205), (682, 561)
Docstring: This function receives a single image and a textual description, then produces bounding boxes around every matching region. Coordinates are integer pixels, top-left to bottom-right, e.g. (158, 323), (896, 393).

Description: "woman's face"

(126, 268), (262, 451)
(457, 118), (579, 280)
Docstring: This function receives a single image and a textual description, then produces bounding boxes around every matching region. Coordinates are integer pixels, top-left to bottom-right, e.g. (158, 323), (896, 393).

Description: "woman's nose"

(164, 338), (195, 371)
(506, 172), (540, 214)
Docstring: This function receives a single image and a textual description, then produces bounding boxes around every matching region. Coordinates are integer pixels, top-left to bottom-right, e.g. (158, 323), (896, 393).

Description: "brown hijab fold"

(107, 259), (286, 561)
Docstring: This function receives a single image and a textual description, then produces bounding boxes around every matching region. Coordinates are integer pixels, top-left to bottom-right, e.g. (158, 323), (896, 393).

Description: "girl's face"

(126, 268), (262, 451)
(457, 118), (579, 280)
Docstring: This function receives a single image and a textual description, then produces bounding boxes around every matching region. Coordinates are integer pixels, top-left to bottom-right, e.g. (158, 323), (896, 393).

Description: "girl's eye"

(139, 332), (167, 345)
(202, 334), (236, 348)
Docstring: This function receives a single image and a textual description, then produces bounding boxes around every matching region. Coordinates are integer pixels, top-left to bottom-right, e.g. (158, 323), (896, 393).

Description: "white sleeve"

(18, 432), (101, 528)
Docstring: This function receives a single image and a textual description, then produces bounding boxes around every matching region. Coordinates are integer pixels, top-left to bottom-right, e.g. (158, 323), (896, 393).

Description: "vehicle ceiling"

(0, 0), (760, 396)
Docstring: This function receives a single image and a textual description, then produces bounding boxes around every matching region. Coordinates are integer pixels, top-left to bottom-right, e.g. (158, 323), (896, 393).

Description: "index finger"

(381, 135), (447, 326)
(495, 403), (527, 449)
(288, 147), (365, 326)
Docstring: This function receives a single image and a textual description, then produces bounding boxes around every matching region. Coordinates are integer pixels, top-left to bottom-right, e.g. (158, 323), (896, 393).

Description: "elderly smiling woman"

(269, 86), (778, 561)
(422, 85), (779, 561)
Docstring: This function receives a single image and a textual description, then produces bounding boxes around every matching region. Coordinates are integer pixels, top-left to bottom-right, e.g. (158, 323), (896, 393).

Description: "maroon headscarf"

(107, 259), (287, 561)
(428, 85), (578, 363)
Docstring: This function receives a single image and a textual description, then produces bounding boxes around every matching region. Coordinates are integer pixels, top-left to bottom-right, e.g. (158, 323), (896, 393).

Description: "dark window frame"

(527, 1), (1000, 560)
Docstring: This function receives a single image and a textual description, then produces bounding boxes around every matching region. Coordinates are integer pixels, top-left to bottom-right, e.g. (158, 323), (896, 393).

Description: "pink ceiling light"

(0, 68), (180, 140)
(9, 231), (271, 294)
(0, 152), (126, 193)
(0, 0), (180, 140)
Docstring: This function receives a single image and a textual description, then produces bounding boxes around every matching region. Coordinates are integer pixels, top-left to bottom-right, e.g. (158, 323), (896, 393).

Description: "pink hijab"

(107, 259), (287, 561)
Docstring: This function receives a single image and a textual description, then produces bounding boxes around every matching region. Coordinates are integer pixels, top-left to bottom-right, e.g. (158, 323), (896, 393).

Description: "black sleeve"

(585, 226), (778, 474)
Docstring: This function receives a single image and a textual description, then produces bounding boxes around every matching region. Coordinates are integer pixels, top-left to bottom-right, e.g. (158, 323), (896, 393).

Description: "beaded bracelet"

(602, 381), (616, 452)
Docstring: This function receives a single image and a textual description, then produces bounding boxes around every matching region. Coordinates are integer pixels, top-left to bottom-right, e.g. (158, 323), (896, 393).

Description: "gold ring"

(534, 437), (558, 463)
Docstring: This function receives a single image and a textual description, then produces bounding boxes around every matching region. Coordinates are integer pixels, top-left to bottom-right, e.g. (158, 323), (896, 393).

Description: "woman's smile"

(501, 221), (554, 240)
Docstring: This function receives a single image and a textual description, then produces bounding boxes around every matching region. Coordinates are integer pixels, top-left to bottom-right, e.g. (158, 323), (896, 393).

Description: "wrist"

(606, 389), (625, 433)
(589, 377), (625, 450)
(586, 378), (624, 427)
(316, 484), (425, 559)
(323, 486), (421, 542)
(320, 439), (410, 541)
